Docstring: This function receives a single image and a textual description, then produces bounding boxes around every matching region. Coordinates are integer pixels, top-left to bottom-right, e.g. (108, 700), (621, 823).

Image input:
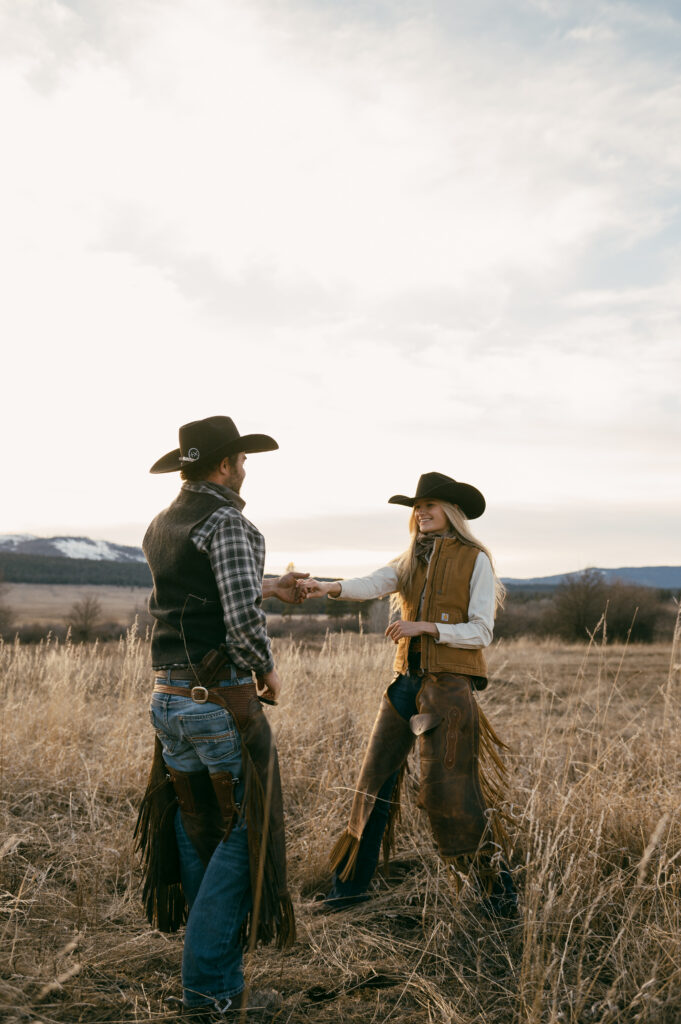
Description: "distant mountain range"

(502, 566), (681, 589)
(0, 535), (679, 590)
(0, 534), (146, 563)
(0, 535), (151, 586)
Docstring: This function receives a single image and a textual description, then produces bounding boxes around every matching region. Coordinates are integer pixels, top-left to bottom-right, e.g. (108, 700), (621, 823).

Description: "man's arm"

(262, 571), (310, 603)
(207, 512), (275, 676)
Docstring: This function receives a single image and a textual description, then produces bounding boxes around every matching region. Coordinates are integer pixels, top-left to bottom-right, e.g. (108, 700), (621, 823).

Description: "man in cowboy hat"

(139, 415), (304, 1020)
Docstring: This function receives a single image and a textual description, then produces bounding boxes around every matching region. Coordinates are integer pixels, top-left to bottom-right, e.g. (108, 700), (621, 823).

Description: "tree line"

(1, 569), (677, 644)
(497, 570), (678, 643)
(0, 552), (152, 586)
(266, 569), (678, 644)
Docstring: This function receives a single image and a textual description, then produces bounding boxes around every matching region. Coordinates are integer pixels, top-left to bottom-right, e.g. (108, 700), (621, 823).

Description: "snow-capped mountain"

(0, 534), (146, 563)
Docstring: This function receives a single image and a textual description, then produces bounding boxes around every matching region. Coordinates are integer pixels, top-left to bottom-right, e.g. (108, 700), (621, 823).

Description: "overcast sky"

(1, 0), (680, 578)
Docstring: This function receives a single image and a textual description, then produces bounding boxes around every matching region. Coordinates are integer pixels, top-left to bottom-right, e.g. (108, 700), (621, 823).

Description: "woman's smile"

(414, 499), (448, 533)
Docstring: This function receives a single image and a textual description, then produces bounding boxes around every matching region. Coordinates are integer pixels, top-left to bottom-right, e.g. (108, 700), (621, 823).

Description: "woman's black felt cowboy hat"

(149, 416), (278, 474)
(388, 472), (486, 520)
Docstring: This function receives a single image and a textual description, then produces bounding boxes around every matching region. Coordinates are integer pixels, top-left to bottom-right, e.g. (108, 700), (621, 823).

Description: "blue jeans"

(149, 669), (253, 1009)
(326, 671), (422, 904)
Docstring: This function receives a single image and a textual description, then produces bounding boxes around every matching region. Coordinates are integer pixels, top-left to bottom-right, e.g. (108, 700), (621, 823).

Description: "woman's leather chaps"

(410, 673), (488, 858)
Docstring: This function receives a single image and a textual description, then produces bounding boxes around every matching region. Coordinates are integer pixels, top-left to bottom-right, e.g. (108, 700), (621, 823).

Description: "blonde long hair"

(391, 500), (506, 612)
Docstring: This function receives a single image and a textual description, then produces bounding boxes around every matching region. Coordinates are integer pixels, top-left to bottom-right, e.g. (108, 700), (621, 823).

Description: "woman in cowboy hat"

(300, 472), (517, 916)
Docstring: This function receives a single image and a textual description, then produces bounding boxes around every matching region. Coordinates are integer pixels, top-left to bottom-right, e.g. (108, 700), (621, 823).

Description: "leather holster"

(168, 767), (239, 867)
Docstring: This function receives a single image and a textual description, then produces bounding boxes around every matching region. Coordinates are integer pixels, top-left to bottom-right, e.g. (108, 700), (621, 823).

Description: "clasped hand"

(296, 578), (339, 599)
(270, 574), (340, 602)
(271, 571), (309, 604)
(384, 619), (429, 643)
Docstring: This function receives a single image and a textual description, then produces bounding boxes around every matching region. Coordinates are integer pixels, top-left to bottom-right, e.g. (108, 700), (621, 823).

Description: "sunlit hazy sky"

(2, 0), (680, 578)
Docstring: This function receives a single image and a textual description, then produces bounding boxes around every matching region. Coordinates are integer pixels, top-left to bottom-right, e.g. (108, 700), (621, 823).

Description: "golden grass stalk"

(0, 627), (680, 1022)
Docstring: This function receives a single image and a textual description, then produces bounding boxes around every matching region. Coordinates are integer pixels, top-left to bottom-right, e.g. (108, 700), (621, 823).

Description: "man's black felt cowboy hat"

(388, 472), (486, 520)
(149, 416), (278, 474)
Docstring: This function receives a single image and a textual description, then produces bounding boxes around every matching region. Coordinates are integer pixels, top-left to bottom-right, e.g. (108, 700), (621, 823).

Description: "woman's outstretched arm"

(300, 564), (398, 602)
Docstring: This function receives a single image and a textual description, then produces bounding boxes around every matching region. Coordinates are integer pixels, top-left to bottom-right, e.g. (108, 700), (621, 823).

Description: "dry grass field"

(1, 619), (680, 1023)
(4, 584), (151, 627)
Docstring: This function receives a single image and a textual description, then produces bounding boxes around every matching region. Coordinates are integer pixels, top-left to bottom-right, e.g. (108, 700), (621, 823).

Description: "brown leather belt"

(152, 680), (272, 729)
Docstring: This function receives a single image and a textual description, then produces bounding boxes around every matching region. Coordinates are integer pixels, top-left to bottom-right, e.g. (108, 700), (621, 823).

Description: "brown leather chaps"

(410, 673), (488, 859)
(330, 672), (509, 881)
(135, 681), (295, 947)
(330, 692), (414, 880)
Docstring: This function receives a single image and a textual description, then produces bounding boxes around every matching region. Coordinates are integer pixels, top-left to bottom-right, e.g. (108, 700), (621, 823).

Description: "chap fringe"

(133, 737), (187, 933)
(241, 743), (296, 949)
(329, 830), (361, 882)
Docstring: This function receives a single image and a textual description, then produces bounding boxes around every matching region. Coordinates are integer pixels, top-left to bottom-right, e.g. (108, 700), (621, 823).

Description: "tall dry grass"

(1, 616), (681, 1023)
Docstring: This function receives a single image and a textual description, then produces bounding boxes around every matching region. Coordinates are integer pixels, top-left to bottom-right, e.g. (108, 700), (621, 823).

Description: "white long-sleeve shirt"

(334, 551), (495, 649)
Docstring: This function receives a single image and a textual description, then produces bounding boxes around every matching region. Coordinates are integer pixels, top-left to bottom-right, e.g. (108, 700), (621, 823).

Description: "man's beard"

(226, 471), (244, 494)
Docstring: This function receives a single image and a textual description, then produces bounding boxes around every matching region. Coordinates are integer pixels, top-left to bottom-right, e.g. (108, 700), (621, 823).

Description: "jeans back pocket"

(179, 707), (240, 766)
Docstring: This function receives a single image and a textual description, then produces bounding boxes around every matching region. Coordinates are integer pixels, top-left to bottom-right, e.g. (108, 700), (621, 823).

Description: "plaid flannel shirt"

(183, 480), (274, 676)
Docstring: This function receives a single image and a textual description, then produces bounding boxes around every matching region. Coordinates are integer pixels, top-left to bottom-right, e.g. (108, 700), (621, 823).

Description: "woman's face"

(414, 499), (448, 534)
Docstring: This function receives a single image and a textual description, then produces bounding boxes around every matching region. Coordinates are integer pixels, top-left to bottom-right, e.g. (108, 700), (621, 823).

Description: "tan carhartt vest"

(393, 537), (488, 680)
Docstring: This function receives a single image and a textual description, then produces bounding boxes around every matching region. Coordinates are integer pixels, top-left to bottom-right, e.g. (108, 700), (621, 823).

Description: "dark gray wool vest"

(143, 488), (232, 669)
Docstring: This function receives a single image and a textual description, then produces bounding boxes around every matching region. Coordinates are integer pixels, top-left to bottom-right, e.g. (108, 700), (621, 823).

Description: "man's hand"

(256, 667), (281, 703)
(298, 579), (342, 599)
(270, 571), (310, 604)
(385, 620), (437, 643)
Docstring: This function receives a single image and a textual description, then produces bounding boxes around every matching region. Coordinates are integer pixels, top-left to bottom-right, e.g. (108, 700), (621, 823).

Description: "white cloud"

(1, 0), (679, 574)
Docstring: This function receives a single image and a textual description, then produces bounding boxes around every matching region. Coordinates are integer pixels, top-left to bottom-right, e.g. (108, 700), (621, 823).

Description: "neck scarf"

(415, 530), (454, 565)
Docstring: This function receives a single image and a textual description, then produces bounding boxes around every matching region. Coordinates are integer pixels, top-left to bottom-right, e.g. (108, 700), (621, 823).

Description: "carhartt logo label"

(440, 613), (449, 622)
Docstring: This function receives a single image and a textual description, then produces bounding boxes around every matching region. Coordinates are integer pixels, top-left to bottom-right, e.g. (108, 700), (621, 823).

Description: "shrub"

(0, 572), (13, 638)
(494, 596), (556, 639)
(546, 571), (662, 643)
(266, 614), (361, 640)
(604, 582), (661, 642)
(67, 596), (104, 642)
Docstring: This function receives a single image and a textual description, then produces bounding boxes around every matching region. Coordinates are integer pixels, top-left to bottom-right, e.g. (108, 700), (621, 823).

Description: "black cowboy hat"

(388, 472), (486, 520)
(149, 416), (278, 474)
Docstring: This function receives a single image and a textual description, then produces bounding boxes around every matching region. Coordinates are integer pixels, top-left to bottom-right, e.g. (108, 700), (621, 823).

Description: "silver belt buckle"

(191, 685), (209, 704)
